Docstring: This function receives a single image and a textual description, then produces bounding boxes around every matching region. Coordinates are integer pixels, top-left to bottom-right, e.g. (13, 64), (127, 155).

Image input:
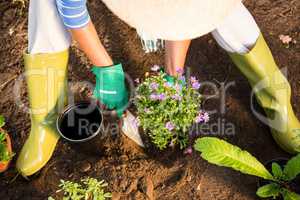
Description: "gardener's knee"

(56, 0), (90, 29)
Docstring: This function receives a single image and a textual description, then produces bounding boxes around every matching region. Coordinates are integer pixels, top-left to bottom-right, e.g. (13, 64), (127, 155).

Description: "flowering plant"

(135, 70), (207, 150)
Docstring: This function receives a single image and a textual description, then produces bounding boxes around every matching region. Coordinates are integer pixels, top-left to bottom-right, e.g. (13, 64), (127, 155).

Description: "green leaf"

(0, 132), (5, 142)
(0, 115), (5, 128)
(272, 162), (283, 179)
(0, 132), (11, 161)
(256, 183), (280, 198)
(281, 189), (300, 200)
(104, 193), (112, 198)
(194, 137), (275, 181)
(284, 154), (300, 181)
(48, 197), (55, 200)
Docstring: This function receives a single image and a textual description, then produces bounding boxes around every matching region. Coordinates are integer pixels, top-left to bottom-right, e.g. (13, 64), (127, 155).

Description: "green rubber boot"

(16, 50), (69, 176)
(229, 33), (300, 154)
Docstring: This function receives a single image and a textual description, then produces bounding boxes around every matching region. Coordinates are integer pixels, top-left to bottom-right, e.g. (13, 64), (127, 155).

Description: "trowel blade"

(121, 110), (144, 147)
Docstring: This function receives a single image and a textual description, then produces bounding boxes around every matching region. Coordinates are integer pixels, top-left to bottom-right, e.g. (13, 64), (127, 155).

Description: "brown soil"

(0, 0), (299, 199)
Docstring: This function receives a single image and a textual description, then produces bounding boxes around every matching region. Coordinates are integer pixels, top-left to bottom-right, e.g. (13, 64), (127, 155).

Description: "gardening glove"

(164, 74), (175, 85)
(162, 66), (185, 86)
(164, 74), (187, 88)
(92, 63), (128, 117)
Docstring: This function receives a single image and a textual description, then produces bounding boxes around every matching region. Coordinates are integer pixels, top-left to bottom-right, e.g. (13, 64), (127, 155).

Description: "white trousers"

(212, 3), (260, 54)
(28, 1), (259, 55)
(28, 0), (71, 54)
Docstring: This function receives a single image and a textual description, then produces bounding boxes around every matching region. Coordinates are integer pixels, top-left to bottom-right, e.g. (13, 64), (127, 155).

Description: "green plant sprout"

(49, 177), (112, 200)
(0, 115), (13, 162)
(194, 137), (300, 200)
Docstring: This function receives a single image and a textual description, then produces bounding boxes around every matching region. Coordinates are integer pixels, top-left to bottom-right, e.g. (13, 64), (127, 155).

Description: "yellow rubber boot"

(16, 50), (69, 176)
(229, 33), (300, 154)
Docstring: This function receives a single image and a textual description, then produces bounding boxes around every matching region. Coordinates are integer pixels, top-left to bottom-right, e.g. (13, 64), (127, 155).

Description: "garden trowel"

(121, 110), (144, 148)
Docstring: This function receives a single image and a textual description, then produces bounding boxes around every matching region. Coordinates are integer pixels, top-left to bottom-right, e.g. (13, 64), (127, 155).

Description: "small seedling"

(49, 177), (112, 200)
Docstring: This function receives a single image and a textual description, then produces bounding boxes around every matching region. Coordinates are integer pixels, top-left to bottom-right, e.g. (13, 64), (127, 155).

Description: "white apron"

(29, 0), (241, 53)
(102, 0), (241, 40)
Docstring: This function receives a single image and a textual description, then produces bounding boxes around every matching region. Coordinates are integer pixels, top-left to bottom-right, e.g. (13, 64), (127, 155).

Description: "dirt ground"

(0, 0), (299, 199)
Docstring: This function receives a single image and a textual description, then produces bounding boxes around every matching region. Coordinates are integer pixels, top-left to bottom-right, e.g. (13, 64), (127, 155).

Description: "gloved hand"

(92, 63), (128, 117)
(164, 74), (186, 87)
(164, 74), (175, 85)
(162, 67), (185, 86)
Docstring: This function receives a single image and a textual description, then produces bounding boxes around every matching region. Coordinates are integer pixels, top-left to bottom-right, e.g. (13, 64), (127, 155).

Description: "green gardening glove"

(164, 74), (186, 87)
(164, 75), (175, 85)
(92, 63), (128, 117)
(161, 67), (184, 86)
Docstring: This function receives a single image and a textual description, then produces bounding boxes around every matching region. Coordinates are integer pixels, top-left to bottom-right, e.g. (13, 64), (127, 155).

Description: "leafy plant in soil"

(49, 177), (112, 200)
(0, 115), (13, 162)
(135, 70), (207, 150)
(194, 137), (300, 199)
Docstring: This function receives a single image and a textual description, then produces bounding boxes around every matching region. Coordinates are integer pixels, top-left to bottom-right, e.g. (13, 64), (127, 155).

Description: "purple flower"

(165, 121), (175, 131)
(150, 82), (159, 90)
(176, 67), (184, 74)
(157, 93), (166, 101)
(134, 78), (140, 84)
(151, 65), (160, 72)
(184, 146), (193, 155)
(150, 94), (158, 100)
(171, 94), (182, 101)
(195, 111), (210, 123)
(195, 115), (202, 123)
(192, 82), (200, 90)
(190, 76), (197, 83)
(190, 76), (200, 89)
(202, 112), (210, 123)
(150, 93), (165, 101)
